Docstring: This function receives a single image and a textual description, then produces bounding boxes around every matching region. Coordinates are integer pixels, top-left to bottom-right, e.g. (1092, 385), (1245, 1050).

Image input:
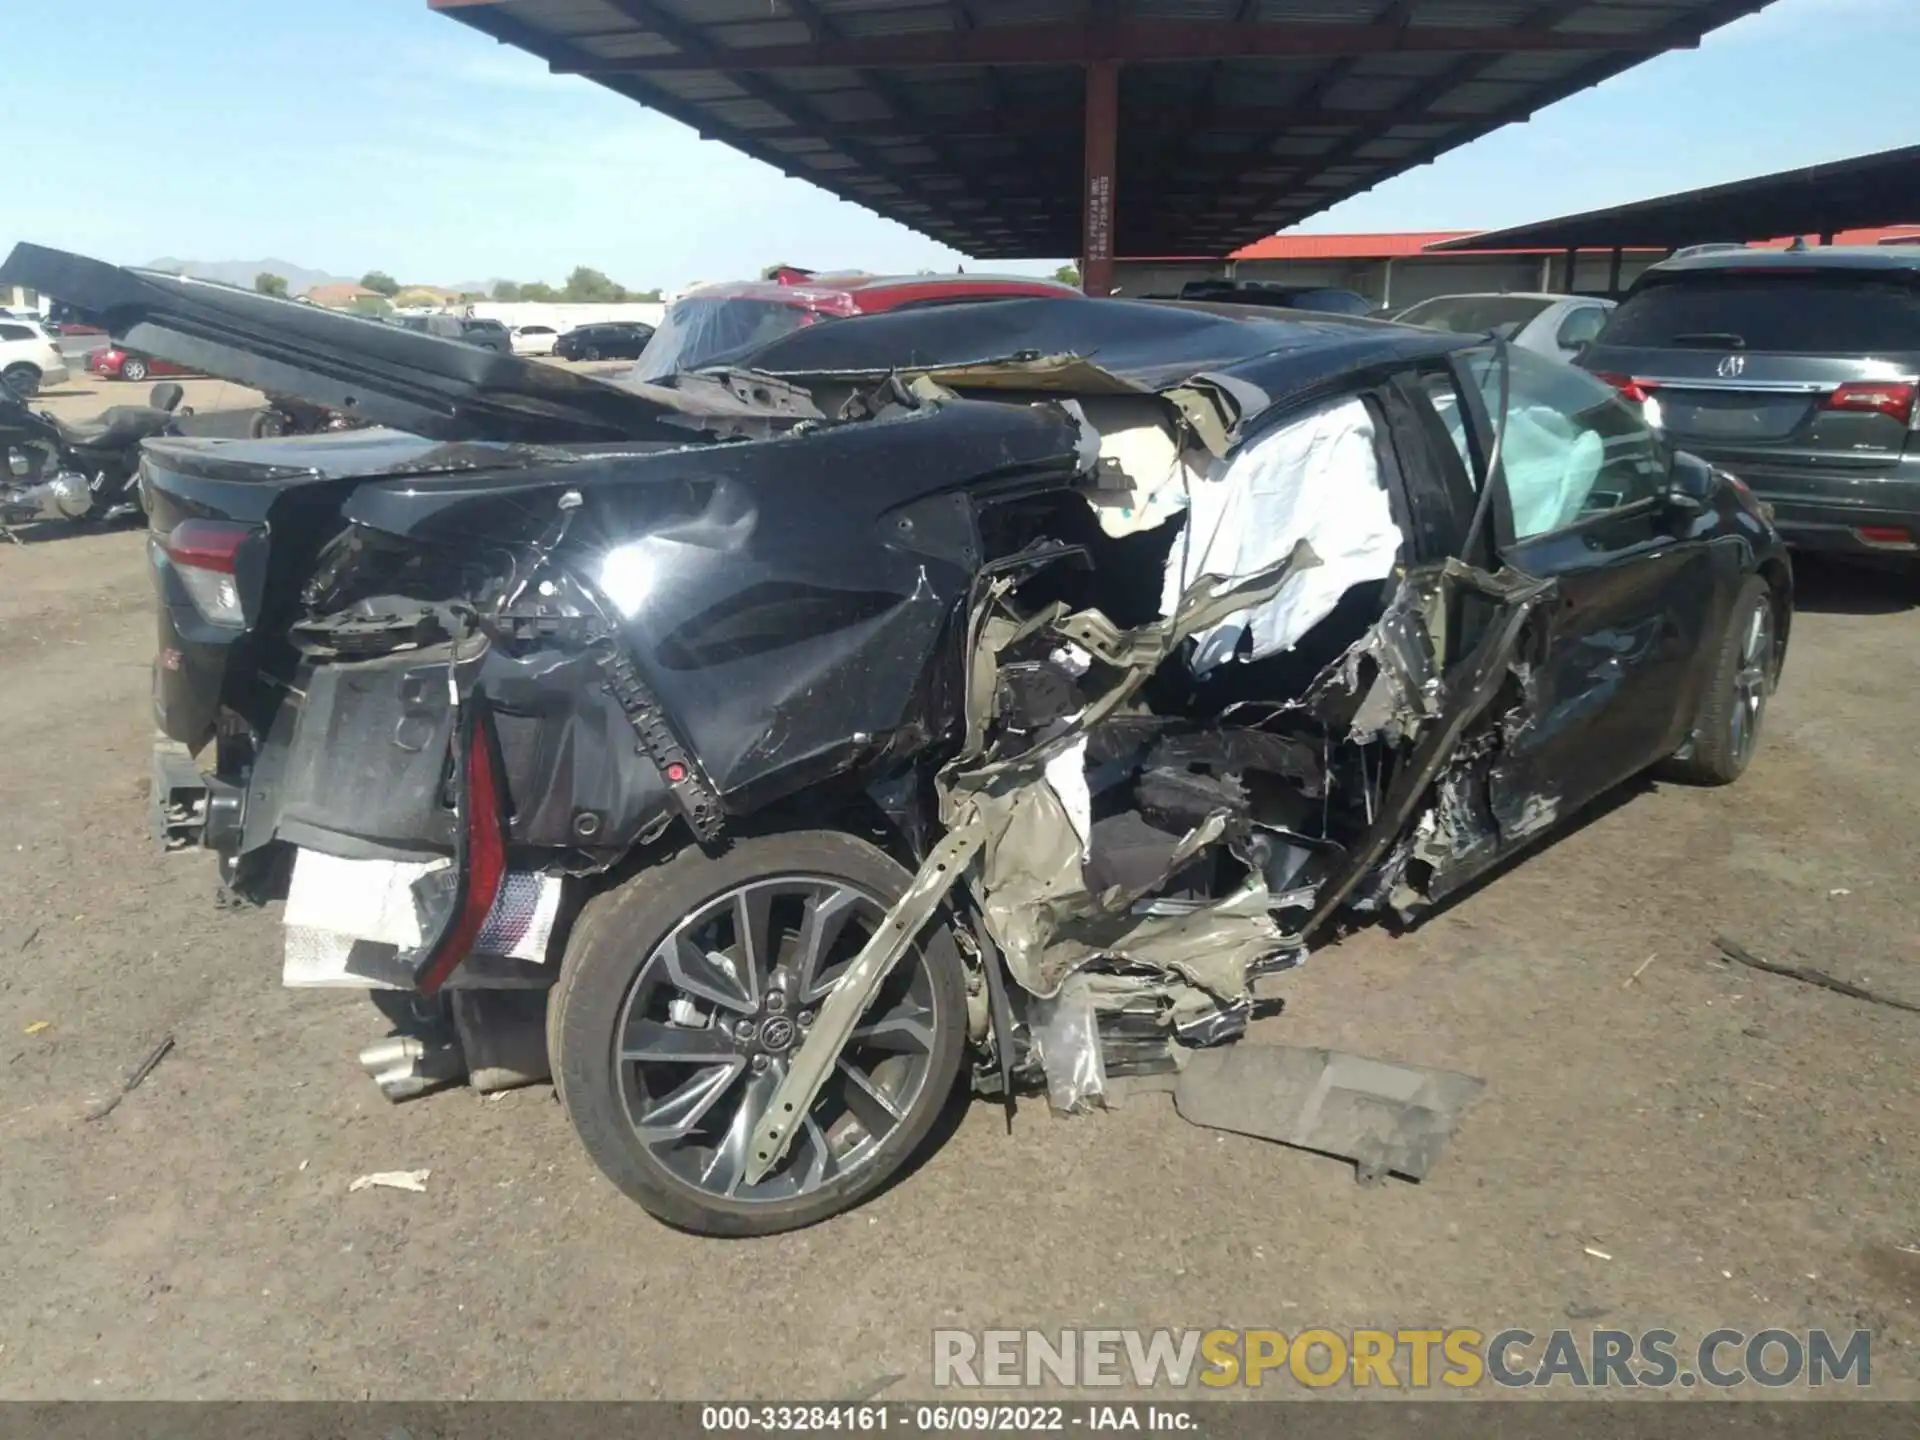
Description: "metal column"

(1081, 59), (1119, 297)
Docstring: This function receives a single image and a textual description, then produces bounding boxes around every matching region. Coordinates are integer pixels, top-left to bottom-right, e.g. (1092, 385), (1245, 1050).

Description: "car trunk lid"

(0, 243), (705, 444)
(141, 430), (581, 748)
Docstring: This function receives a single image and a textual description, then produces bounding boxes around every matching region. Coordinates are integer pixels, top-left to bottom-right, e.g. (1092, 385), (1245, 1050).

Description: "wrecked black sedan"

(3, 244), (1789, 1235)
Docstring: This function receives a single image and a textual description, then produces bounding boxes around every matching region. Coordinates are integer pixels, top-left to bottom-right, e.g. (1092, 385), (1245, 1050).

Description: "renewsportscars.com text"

(932, 1327), (1871, 1390)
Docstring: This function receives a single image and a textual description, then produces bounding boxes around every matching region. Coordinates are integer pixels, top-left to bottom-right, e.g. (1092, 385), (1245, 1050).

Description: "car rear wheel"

(548, 830), (967, 1236)
(249, 408), (289, 440)
(1665, 575), (1779, 786)
(120, 357), (149, 383)
(1, 364), (41, 397)
(581, 345), (600, 361)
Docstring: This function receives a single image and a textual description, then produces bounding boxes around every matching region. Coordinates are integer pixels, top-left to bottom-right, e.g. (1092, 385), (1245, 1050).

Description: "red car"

(87, 346), (199, 382)
(633, 270), (1083, 381)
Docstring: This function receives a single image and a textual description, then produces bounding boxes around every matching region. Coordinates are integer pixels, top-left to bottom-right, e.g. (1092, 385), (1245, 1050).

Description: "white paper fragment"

(349, 1169), (430, 1194)
(282, 848), (564, 989)
(1159, 395), (1401, 676)
(1043, 734), (1094, 861)
(284, 851), (445, 948)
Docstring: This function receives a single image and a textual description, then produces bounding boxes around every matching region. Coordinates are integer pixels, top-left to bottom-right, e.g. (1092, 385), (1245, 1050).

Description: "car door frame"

(1446, 342), (1725, 824)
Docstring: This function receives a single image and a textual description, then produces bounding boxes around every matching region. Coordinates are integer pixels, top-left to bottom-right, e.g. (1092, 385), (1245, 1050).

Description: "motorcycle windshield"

(0, 244), (701, 445)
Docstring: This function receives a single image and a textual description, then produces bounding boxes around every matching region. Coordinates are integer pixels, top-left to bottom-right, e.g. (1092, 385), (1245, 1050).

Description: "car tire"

(249, 408), (289, 440)
(1, 363), (41, 398)
(548, 830), (968, 1236)
(121, 358), (149, 383)
(1664, 575), (1779, 786)
(581, 345), (600, 362)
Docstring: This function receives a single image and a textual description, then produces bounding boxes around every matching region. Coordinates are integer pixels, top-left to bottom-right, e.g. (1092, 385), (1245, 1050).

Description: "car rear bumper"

(1708, 456), (1920, 555)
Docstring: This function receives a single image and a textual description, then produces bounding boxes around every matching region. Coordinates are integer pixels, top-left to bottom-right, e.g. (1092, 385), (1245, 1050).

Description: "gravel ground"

(0, 524), (1914, 1401)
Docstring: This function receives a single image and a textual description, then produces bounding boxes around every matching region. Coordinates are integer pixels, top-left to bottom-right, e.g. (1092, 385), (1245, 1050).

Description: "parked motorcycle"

(0, 373), (187, 534)
(249, 393), (369, 439)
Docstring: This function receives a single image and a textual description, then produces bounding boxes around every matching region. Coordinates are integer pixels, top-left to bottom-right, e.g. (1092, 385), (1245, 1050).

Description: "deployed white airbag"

(1160, 395), (1400, 675)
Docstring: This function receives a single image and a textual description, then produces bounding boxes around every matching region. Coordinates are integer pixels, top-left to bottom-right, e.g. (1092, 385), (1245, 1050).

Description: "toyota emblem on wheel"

(758, 1016), (797, 1052)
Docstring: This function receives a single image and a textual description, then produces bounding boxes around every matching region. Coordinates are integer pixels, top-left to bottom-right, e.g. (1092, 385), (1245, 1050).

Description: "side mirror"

(1569, 338), (1593, 360)
(150, 381), (185, 413)
(1665, 454), (1713, 512)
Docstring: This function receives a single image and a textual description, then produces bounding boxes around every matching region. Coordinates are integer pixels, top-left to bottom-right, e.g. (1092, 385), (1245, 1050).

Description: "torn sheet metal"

(1172, 1044), (1485, 1183)
(1161, 395), (1401, 677)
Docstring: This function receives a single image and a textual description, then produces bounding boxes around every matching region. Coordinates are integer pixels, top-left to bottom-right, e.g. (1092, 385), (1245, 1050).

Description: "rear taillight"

(1592, 371), (1657, 404)
(163, 519), (255, 627)
(1855, 525), (1915, 549)
(1824, 381), (1916, 425)
(414, 691), (508, 996)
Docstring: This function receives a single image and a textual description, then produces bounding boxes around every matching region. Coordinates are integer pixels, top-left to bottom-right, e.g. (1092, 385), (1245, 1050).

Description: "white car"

(1390, 293), (1616, 364)
(510, 324), (562, 356)
(0, 319), (70, 396)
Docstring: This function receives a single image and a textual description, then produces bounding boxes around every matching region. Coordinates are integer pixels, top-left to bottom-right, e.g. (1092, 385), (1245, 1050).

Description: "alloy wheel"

(1728, 600), (1774, 767)
(614, 875), (940, 1204)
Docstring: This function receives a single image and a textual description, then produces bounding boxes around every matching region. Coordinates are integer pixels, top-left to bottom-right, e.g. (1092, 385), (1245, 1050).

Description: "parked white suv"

(0, 319), (70, 396)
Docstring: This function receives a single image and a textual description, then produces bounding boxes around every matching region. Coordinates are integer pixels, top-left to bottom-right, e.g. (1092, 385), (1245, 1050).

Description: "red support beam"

(552, 21), (1662, 73)
(1082, 60), (1119, 298)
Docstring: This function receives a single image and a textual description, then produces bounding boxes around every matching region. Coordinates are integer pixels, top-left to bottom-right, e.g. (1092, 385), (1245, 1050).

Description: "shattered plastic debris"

(1172, 1044), (1485, 1183)
(348, 1169), (430, 1194)
(1028, 973), (1108, 1115)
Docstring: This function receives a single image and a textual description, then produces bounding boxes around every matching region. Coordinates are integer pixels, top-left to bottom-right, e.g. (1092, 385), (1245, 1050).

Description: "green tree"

(1052, 264), (1082, 288)
(458, 291), (487, 304)
(630, 288), (663, 303)
(491, 280), (522, 302)
(348, 294), (393, 318)
(360, 271), (401, 298)
(254, 272), (289, 298)
(563, 266), (628, 302)
(518, 281), (560, 303)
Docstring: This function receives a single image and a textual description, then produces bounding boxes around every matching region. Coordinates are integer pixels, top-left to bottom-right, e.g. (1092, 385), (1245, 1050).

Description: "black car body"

(3, 241), (1790, 1235)
(554, 321), (656, 361)
(1581, 247), (1920, 557)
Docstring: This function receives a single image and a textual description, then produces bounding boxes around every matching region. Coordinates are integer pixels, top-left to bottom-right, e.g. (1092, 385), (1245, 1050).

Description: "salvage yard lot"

(1, 529), (1916, 1399)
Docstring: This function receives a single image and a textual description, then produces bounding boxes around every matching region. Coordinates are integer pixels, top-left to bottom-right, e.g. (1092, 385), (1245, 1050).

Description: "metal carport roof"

(431, 0), (1777, 278)
(1427, 144), (1920, 252)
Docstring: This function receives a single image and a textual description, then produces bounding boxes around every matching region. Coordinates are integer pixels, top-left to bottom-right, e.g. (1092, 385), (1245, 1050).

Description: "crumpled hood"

(0, 243), (764, 445)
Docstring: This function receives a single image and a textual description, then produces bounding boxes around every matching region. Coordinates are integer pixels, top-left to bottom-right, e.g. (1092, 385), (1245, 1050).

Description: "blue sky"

(7, 0), (1910, 289)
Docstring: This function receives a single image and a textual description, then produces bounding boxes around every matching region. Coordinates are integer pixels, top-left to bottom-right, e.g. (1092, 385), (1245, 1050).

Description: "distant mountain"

(142, 257), (350, 297)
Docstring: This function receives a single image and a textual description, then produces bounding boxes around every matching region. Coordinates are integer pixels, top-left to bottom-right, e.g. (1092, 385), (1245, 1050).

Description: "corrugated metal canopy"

(1426, 144), (1920, 251)
(431, 0), (1778, 259)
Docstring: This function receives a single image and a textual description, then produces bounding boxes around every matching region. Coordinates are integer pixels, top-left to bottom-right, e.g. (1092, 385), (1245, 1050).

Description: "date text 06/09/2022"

(700, 1405), (1197, 1432)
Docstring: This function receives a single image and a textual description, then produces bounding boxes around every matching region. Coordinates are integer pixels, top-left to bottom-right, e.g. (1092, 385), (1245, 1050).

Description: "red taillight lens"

(1855, 525), (1915, 548)
(415, 692), (508, 996)
(1824, 381), (1916, 424)
(1592, 371), (1656, 404)
(164, 519), (249, 572)
(163, 520), (255, 626)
